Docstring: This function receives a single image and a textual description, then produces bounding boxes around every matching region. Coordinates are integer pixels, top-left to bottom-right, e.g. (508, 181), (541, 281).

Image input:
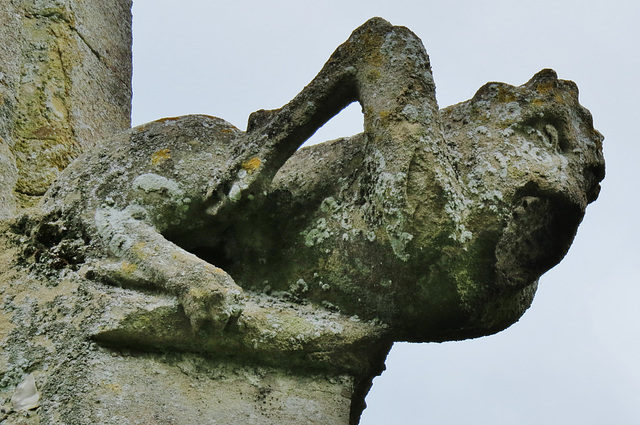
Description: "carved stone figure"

(35, 16), (603, 339)
(0, 16), (603, 425)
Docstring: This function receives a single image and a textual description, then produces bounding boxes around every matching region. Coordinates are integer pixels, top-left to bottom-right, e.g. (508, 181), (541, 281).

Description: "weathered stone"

(0, 17), (603, 425)
(0, 0), (132, 214)
(256, 67), (605, 342)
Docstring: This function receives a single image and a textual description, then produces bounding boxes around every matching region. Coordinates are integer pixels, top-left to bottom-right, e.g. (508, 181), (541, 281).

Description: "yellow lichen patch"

(206, 264), (226, 275)
(379, 110), (391, 121)
(358, 28), (384, 66)
(155, 116), (182, 124)
(536, 81), (556, 95)
(532, 98), (545, 107)
(496, 87), (517, 103)
(132, 242), (148, 259)
(241, 157), (262, 173)
(121, 261), (137, 274)
(366, 68), (381, 83)
(188, 287), (210, 299)
(151, 148), (171, 166)
(104, 383), (122, 393)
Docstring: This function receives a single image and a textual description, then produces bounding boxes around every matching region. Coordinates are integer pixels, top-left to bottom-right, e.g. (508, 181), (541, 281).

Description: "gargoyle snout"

(582, 128), (605, 204)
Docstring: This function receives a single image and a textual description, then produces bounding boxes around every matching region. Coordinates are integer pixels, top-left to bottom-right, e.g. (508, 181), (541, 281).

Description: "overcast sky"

(131, 1), (640, 423)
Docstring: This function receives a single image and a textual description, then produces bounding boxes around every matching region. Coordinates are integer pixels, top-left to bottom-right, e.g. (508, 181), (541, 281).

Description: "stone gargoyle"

(24, 18), (603, 377)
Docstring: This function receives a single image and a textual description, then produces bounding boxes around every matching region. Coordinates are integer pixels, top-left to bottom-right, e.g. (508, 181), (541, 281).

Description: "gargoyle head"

(442, 69), (605, 291)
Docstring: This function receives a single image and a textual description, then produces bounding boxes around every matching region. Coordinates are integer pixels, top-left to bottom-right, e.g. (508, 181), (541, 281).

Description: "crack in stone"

(70, 25), (105, 66)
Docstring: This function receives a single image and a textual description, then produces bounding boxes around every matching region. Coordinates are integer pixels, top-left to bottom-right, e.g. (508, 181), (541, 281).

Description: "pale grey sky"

(132, 1), (640, 423)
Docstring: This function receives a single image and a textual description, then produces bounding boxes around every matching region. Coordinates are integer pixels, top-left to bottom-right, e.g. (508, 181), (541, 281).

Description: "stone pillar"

(0, 0), (132, 217)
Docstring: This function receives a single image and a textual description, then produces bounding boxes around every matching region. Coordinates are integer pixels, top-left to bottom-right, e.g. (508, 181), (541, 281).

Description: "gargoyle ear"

(525, 68), (559, 90)
(247, 109), (280, 133)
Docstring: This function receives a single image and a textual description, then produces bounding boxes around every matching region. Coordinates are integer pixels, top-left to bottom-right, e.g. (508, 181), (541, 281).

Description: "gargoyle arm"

(204, 17), (442, 214)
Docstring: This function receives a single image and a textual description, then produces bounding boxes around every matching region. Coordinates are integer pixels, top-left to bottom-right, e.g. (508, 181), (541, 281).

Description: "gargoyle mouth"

(494, 186), (584, 289)
(586, 163), (605, 204)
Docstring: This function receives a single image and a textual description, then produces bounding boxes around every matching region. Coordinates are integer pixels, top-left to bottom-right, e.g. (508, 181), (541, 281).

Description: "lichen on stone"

(0, 16), (605, 425)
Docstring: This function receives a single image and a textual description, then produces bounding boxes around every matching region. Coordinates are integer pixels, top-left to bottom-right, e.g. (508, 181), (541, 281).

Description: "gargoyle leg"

(90, 207), (244, 331)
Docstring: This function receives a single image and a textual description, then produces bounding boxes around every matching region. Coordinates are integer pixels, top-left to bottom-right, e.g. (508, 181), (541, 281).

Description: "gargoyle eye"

(544, 124), (559, 149)
(543, 123), (569, 152)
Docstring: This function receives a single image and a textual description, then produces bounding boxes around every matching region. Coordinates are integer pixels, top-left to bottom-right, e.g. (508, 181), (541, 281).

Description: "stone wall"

(0, 0), (132, 217)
